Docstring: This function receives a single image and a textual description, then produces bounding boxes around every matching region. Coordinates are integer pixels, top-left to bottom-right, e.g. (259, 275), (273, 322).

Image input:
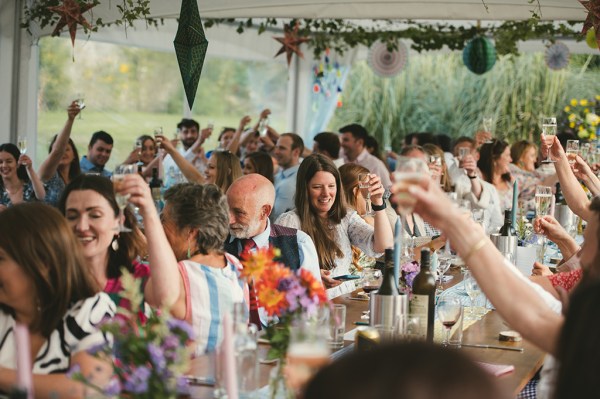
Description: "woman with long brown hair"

(276, 153), (393, 298)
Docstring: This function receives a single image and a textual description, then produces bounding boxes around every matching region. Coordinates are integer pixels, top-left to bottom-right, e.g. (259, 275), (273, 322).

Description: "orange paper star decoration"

(274, 23), (310, 66)
(47, 0), (96, 47)
(580, 0), (600, 49)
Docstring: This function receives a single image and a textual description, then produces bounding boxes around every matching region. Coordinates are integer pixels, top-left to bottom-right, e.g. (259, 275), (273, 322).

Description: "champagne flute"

(482, 116), (494, 144)
(113, 164), (136, 233)
(436, 296), (462, 347)
(463, 271), (482, 320)
(75, 93), (85, 119)
(357, 172), (374, 217)
(581, 142), (591, 162)
(535, 186), (553, 218)
(541, 117), (557, 163)
(428, 154), (443, 186)
(393, 157), (429, 258)
(457, 147), (470, 162)
(17, 136), (27, 155)
(135, 139), (143, 163)
(566, 140), (579, 165)
(257, 117), (269, 137)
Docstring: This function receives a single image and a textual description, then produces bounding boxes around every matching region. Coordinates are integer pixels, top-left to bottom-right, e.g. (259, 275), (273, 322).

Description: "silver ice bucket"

(554, 204), (575, 231)
(490, 234), (518, 264)
(369, 293), (409, 329)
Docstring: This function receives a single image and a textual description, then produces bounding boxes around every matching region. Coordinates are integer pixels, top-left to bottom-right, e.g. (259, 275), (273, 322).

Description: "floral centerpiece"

(70, 270), (195, 399)
(240, 246), (328, 397)
(560, 96), (600, 140)
(399, 261), (420, 293)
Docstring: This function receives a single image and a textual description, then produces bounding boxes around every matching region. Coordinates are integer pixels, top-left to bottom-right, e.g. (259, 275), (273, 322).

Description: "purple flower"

(103, 376), (122, 396)
(66, 364), (81, 379)
(176, 376), (190, 395)
(123, 366), (151, 393)
(148, 343), (166, 373)
(167, 319), (195, 340)
(277, 277), (294, 292)
(402, 261), (420, 273)
(162, 334), (179, 351)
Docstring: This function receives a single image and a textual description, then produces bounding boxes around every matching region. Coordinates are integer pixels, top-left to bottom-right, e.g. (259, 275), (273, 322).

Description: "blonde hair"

(212, 151), (242, 192)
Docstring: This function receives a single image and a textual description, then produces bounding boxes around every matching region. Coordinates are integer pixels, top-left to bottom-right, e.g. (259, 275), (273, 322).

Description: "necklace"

(4, 184), (23, 196)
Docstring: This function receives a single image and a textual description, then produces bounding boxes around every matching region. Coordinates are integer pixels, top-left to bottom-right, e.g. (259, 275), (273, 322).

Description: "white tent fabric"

(0, 0), (589, 148)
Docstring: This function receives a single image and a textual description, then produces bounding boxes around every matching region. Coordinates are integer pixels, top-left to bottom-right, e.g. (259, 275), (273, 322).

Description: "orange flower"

(257, 288), (287, 316)
(299, 269), (327, 302)
(240, 246), (281, 280)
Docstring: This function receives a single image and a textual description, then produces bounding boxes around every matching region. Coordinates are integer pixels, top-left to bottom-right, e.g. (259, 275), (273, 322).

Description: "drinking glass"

(428, 155), (443, 186)
(463, 271), (482, 320)
(17, 136), (27, 155)
(482, 116), (494, 143)
(357, 173), (374, 217)
(436, 296), (462, 347)
(393, 156), (429, 257)
(113, 164), (136, 232)
(472, 208), (485, 226)
(257, 117), (269, 137)
(435, 257), (451, 294)
(328, 304), (346, 349)
(566, 140), (579, 165)
(75, 93), (85, 119)
(361, 268), (382, 294)
(457, 147), (470, 161)
(535, 186), (553, 217)
(581, 142), (591, 162)
(285, 320), (330, 394)
(541, 117), (557, 163)
(135, 139), (143, 163)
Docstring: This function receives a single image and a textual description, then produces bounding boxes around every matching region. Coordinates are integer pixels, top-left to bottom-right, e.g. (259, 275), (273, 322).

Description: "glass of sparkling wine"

(113, 164), (136, 232)
(566, 140), (579, 165)
(357, 172), (374, 217)
(535, 186), (553, 218)
(436, 296), (462, 347)
(17, 136), (27, 155)
(541, 117), (557, 163)
(463, 271), (482, 320)
(75, 93), (85, 119)
(482, 115), (494, 143)
(285, 321), (330, 394)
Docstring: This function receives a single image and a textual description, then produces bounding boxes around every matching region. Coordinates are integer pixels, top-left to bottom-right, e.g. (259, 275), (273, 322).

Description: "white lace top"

(276, 210), (383, 298)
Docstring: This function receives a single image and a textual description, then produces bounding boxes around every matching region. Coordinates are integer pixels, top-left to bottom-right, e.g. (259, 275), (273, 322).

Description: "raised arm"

(544, 135), (593, 221)
(404, 178), (563, 355)
(38, 102), (80, 181)
(226, 115), (251, 155)
(572, 155), (600, 197)
(21, 154), (45, 200)
(118, 174), (181, 308)
(156, 134), (205, 184)
(368, 173), (394, 252)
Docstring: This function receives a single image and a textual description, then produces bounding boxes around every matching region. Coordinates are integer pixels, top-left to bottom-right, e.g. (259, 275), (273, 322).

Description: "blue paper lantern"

(463, 36), (496, 75)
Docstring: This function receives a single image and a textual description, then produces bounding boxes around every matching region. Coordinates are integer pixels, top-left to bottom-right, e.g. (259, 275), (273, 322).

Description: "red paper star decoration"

(47, 0), (96, 47)
(580, 0), (600, 49)
(274, 23), (310, 66)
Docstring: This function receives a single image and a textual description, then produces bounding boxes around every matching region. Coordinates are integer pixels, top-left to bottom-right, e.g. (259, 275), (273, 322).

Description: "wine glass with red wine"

(436, 297), (462, 347)
(361, 268), (382, 294)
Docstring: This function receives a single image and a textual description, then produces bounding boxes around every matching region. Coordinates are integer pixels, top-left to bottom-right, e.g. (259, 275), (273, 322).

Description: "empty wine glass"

(463, 271), (482, 320)
(541, 117), (557, 163)
(17, 136), (27, 155)
(113, 164), (136, 233)
(357, 173), (374, 217)
(482, 116), (494, 143)
(435, 257), (452, 294)
(566, 140), (579, 165)
(436, 296), (462, 347)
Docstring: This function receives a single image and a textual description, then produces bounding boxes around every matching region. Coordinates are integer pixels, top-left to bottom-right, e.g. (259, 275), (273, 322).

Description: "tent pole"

(10, 0), (23, 144)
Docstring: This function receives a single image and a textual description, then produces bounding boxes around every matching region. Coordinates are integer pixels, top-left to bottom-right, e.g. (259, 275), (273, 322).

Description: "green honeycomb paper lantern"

(463, 36), (496, 75)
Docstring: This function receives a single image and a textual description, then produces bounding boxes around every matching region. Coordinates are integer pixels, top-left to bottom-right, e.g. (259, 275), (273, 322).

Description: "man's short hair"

(338, 124), (369, 142)
(281, 133), (304, 154)
(177, 118), (200, 131)
(313, 132), (340, 159)
(89, 131), (113, 147)
(453, 136), (475, 149)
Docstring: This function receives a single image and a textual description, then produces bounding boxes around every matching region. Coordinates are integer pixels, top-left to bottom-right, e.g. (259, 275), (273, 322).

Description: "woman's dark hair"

(0, 143), (29, 185)
(218, 127), (236, 141)
(554, 279), (600, 399)
(245, 151), (274, 183)
(365, 135), (386, 164)
(510, 140), (537, 170)
(164, 183), (229, 255)
(49, 135), (81, 180)
(0, 203), (99, 337)
(478, 139), (511, 184)
(295, 153), (346, 270)
(57, 174), (147, 279)
(305, 342), (506, 399)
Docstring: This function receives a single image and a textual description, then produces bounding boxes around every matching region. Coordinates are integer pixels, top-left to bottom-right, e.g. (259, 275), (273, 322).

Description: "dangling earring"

(111, 235), (120, 251)
(187, 238), (191, 259)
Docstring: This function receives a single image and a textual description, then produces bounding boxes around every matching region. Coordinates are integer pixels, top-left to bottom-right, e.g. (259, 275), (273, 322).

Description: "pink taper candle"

(549, 195), (556, 218)
(221, 314), (238, 399)
(14, 323), (33, 399)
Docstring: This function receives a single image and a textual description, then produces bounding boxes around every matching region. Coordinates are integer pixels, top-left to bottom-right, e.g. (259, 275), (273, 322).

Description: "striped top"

(177, 253), (248, 356)
(0, 293), (115, 374)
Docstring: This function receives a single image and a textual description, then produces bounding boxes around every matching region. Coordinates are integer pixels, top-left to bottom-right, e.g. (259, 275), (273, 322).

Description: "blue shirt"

(80, 156), (112, 178)
(272, 163), (300, 222)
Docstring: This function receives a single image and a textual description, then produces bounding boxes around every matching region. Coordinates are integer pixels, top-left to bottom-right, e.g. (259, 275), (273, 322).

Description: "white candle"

(221, 314), (238, 399)
(14, 323), (33, 399)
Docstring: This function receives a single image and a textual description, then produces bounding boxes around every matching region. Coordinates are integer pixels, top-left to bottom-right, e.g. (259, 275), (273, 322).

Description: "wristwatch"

(371, 201), (387, 211)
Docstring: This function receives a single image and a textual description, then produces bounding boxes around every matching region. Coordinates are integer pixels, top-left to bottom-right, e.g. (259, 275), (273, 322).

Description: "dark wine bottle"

(149, 168), (163, 211)
(410, 248), (436, 343)
(498, 209), (516, 236)
(370, 249), (399, 329)
(555, 182), (565, 205)
(378, 249), (399, 295)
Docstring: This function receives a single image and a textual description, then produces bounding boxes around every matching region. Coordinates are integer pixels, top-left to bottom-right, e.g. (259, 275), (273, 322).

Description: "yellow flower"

(569, 113), (577, 122)
(580, 99), (589, 106)
(591, 133), (597, 140)
(564, 106), (571, 112)
(579, 125), (585, 131)
(596, 95), (600, 101)
(571, 98), (578, 106)
(585, 108), (590, 114)
(570, 122), (576, 128)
